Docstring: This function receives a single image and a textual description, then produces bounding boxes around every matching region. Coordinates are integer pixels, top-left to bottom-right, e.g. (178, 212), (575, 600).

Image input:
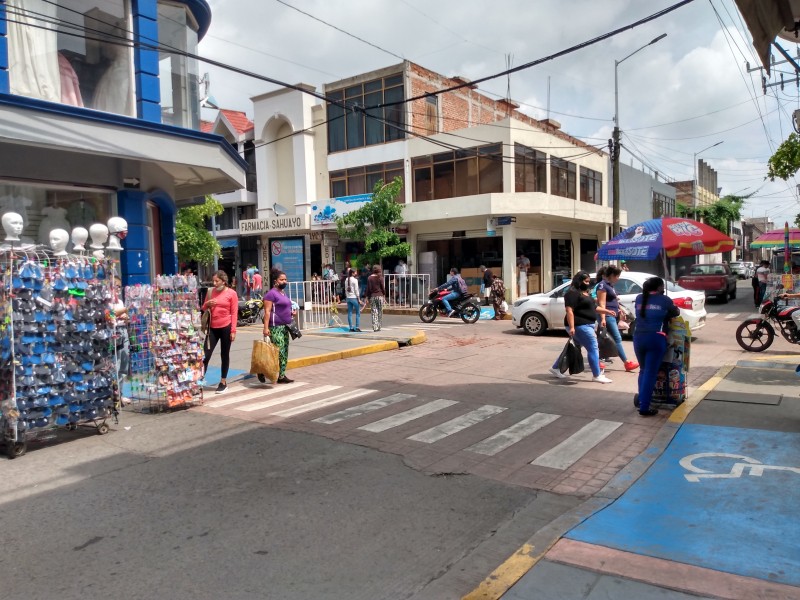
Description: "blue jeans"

(347, 298), (360, 329)
(552, 323), (601, 377)
(633, 332), (668, 412)
(441, 291), (460, 313)
(601, 316), (628, 362)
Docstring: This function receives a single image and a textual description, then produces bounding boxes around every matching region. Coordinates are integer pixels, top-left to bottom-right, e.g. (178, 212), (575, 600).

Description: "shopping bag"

(251, 338), (279, 383)
(200, 309), (211, 334)
(568, 340), (585, 375)
(597, 326), (619, 358)
(557, 340), (572, 373)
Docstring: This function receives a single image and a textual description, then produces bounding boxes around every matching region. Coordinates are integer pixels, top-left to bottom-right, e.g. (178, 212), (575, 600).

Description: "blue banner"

(270, 237), (305, 284)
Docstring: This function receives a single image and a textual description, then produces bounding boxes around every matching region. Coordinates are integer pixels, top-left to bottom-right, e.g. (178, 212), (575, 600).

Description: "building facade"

(0, 0), (245, 283)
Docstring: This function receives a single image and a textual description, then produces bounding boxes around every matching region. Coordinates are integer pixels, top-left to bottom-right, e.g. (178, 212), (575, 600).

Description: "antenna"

(505, 53), (513, 115)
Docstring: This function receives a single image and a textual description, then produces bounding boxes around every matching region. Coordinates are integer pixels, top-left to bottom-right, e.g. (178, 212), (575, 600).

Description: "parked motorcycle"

(237, 297), (265, 327)
(735, 288), (800, 351)
(419, 290), (480, 324)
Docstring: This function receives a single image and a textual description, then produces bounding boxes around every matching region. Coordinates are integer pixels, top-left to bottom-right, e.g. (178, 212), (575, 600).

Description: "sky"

(199, 0), (800, 231)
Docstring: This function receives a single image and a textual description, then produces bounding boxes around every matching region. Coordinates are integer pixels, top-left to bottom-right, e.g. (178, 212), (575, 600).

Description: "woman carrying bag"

(262, 269), (295, 384)
(201, 270), (238, 394)
(366, 264), (386, 332)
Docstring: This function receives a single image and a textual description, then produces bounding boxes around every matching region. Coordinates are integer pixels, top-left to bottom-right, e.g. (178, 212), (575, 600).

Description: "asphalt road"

(0, 281), (774, 600)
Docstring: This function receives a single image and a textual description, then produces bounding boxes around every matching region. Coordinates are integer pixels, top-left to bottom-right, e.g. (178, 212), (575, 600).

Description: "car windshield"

(730, 262), (743, 267)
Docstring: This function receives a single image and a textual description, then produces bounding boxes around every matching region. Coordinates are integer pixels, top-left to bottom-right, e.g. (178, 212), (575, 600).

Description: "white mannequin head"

(106, 216), (128, 251)
(89, 223), (108, 249)
(2, 212), (24, 241)
(92, 249), (105, 260)
(71, 227), (89, 252)
(49, 229), (69, 256)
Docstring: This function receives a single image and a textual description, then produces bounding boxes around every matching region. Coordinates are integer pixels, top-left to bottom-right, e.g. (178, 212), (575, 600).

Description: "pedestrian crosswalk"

(195, 381), (627, 473)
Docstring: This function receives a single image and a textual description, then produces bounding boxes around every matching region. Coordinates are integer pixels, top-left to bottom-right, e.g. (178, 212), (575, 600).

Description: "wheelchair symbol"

(680, 453), (800, 483)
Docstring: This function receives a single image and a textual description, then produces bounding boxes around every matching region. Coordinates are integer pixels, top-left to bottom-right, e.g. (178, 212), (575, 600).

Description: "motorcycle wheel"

(735, 318), (774, 352)
(460, 304), (480, 324)
(419, 303), (437, 323)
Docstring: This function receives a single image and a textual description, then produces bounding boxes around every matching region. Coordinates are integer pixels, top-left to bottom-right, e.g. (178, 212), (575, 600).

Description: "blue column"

(0, 1), (9, 93)
(132, 0), (161, 122)
(117, 190), (150, 285)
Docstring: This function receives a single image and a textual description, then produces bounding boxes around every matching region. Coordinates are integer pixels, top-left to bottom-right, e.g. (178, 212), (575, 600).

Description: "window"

(614, 279), (641, 296)
(412, 144), (503, 201)
(7, 0), (133, 116)
(579, 167), (602, 204)
(550, 158), (576, 199)
(653, 191), (675, 217)
(244, 141), (257, 193)
(514, 144), (547, 192)
(329, 161), (405, 199)
(327, 74), (405, 152)
(158, 1), (200, 128)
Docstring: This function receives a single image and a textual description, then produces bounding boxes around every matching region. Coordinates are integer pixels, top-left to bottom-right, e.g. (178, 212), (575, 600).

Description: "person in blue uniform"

(633, 277), (680, 416)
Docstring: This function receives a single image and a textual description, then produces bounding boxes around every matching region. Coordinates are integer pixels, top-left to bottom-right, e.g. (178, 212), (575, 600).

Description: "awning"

(0, 95), (247, 200)
(218, 238), (239, 248)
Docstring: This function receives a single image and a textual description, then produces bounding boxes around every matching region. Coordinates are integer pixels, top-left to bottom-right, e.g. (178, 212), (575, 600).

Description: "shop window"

(158, 1), (200, 129)
(7, 0), (133, 116)
(515, 143), (547, 193)
(579, 167), (602, 205)
(0, 182), (112, 245)
(550, 158), (576, 199)
(326, 74), (405, 153)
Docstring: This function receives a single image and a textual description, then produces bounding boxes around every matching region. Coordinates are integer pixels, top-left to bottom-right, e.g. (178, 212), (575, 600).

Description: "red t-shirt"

(202, 287), (238, 334)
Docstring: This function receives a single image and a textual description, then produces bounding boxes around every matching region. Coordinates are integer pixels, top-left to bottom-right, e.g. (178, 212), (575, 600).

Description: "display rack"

(126, 275), (203, 412)
(0, 248), (119, 458)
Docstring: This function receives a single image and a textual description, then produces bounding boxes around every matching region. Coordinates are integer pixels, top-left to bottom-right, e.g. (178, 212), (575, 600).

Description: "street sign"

(496, 216), (516, 226)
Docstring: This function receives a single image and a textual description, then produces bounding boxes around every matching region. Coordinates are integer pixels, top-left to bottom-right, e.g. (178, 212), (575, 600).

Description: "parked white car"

(511, 271), (707, 337)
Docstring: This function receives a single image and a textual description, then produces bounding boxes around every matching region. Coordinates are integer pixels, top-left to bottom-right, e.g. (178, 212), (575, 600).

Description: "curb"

(461, 363), (733, 600)
(287, 340), (400, 369)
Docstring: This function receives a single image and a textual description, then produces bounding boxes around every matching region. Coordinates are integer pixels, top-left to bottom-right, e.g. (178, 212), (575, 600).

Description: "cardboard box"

(528, 273), (541, 294)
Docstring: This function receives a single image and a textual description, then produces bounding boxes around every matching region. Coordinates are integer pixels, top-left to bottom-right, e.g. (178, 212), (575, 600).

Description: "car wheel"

(719, 291), (729, 304)
(522, 312), (547, 336)
(729, 287), (737, 300)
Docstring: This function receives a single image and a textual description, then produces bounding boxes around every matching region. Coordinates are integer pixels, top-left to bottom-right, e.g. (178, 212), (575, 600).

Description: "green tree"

(676, 194), (746, 234)
(335, 177), (410, 267)
(794, 213), (800, 229)
(767, 132), (800, 181)
(175, 195), (224, 265)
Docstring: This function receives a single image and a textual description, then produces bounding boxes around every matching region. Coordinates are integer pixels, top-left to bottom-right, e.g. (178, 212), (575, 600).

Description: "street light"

(693, 140), (723, 220)
(612, 33), (667, 235)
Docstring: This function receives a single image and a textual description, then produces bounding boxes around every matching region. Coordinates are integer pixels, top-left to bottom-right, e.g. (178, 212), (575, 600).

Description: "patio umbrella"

(750, 227), (800, 249)
(597, 217), (734, 261)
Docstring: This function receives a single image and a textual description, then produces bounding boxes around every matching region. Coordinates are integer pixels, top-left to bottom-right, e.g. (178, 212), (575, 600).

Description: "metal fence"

(281, 274), (430, 331)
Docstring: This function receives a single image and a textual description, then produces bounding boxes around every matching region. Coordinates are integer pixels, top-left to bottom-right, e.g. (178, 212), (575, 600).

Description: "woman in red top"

(201, 270), (238, 394)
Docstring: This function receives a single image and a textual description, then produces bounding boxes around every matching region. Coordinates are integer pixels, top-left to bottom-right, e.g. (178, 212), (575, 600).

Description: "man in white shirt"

(755, 260), (770, 307)
(394, 259), (408, 303)
(517, 253), (530, 296)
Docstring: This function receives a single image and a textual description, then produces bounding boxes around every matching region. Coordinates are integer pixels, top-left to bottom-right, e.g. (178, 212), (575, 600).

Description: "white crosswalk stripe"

(271, 389), (374, 418)
(312, 393), (415, 424)
(358, 399), (458, 433)
(237, 385), (341, 412)
(724, 313), (741, 319)
(466, 412), (561, 456)
(530, 419), (622, 470)
(407, 405), (506, 443)
(205, 382), (308, 408)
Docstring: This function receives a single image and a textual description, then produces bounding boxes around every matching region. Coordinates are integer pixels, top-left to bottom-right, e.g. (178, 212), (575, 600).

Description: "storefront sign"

(323, 231), (339, 246)
(389, 225), (409, 235)
(270, 237), (305, 283)
(239, 214), (310, 236)
(311, 193), (372, 227)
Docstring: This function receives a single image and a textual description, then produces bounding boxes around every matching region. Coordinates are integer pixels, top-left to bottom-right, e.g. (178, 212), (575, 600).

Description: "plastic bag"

(597, 326), (619, 358)
(250, 338), (279, 383)
(557, 339), (584, 375)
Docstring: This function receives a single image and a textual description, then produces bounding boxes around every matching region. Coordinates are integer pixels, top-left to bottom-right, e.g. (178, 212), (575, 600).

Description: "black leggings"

(204, 324), (232, 379)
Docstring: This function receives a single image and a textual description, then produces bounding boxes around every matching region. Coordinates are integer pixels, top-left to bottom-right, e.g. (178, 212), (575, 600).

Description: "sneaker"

(548, 367), (566, 379)
(355, 328), (362, 332)
(592, 374), (613, 384)
(276, 375), (294, 384)
(638, 407), (658, 416)
(257, 374), (266, 383)
(624, 361), (639, 372)
(215, 383), (228, 394)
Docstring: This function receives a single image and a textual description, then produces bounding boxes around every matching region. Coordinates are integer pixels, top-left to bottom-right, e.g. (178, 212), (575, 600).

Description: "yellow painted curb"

(669, 364), (733, 423)
(462, 544), (539, 600)
(408, 331), (427, 345)
(287, 341), (399, 369)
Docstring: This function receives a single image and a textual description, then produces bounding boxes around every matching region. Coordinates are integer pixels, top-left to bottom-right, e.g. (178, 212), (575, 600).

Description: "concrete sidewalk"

(466, 355), (800, 600)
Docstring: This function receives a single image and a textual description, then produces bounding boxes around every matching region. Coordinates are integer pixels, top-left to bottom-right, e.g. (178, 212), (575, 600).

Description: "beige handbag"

(250, 337), (279, 383)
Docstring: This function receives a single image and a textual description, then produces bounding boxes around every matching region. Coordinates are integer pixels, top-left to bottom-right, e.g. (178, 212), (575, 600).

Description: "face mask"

(215, 284), (225, 291)
(277, 283), (287, 290)
(578, 282), (589, 291)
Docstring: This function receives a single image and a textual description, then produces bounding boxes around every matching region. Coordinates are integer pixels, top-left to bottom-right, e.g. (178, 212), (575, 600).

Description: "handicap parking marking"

(565, 423), (800, 587)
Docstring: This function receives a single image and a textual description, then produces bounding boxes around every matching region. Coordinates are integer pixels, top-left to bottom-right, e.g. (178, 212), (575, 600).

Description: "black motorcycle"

(237, 297), (265, 327)
(419, 290), (480, 324)
(735, 288), (800, 351)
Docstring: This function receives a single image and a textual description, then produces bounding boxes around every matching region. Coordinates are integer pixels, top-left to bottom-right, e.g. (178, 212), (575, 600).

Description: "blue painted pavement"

(567, 424), (800, 586)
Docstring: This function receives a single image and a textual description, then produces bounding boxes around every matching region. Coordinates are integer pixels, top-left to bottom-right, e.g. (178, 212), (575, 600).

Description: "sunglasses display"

(126, 275), (204, 413)
(0, 249), (124, 457)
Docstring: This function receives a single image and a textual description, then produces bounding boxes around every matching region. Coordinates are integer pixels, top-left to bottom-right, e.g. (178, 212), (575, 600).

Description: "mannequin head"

(106, 216), (128, 251)
(49, 229), (69, 256)
(92, 249), (105, 260)
(89, 223), (108, 249)
(71, 227), (89, 252)
(2, 212), (24, 241)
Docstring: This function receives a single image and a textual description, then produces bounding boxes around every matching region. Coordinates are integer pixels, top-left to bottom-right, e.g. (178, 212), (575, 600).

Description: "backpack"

(590, 281), (602, 299)
(457, 275), (468, 295)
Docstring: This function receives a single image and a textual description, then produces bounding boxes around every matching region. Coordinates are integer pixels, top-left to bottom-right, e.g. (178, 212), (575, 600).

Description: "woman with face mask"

(262, 268), (295, 384)
(201, 270), (238, 394)
(633, 277), (680, 417)
(549, 270), (616, 383)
